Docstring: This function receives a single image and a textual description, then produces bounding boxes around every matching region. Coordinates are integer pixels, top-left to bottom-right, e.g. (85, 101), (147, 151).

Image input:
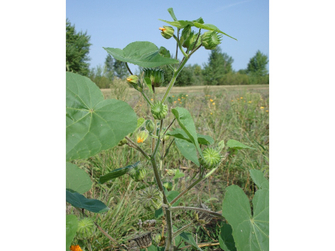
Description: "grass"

(68, 85), (269, 250)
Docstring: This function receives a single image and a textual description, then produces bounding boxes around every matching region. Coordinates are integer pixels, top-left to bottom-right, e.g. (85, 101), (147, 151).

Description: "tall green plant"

(66, 8), (269, 251)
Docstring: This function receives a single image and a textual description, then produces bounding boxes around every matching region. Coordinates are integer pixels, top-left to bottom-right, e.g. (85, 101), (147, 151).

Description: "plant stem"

(172, 221), (196, 238)
(170, 171), (204, 205)
(169, 206), (224, 218)
(125, 62), (133, 75)
(141, 91), (153, 106)
(125, 136), (150, 160)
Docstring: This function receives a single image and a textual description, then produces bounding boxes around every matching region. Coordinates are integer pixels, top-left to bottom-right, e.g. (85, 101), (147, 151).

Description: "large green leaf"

(167, 128), (214, 145)
(103, 41), (179, 68)
(66, 162), (92, 194)
(66, 189), (109, 213)
(219, 223), (237, 251)
(99, 161), (140, 184)
(249, 169), (269, 190)
(66, 214), (78, 250)
(226, 139), (255, 150)
(66, 72), (137, 161)
(171, 107), (202, 158)
(222, 173), (269, 251)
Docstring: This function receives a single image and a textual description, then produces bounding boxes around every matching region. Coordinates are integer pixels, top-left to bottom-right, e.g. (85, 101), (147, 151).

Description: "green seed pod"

(201, 31), (223, 50)
(159, 26), (174, 39)
(145, 120), (155, 133)
(158, 46), (171, 58)
(76, 218), (95, 239)
(138, 186), (163, 211)
(151, 101), (168, 120)
(180, 25), (192, 46)
(200, 147), (222, 169)
(129, 166), (147, 182)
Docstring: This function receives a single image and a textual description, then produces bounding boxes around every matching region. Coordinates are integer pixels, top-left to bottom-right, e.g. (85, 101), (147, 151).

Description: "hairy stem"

(125, 136), (150, 160)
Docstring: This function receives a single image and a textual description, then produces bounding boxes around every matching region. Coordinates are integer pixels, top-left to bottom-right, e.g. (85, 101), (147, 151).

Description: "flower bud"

(183, 32), (201, 50)
(200, 147), (222, 169)
(126, 75), (142, 91)
(151, 101), (168, 120)
(201, 31), (222, 50)
(143, 68), (164, 87)
(76, 218), (95, 239)
(129, 166), (147, 182)
(158, 46), (171, 58)
(159, 26), (174, 39)
(145, 120), (155, 133)
(138, 186), (163, 211)
(136, 130), (149, 144)
(180, 25), (192, 47)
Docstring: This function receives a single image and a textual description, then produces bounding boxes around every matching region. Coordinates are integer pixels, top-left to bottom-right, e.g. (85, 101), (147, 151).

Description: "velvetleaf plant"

(66, 8), (269, 251)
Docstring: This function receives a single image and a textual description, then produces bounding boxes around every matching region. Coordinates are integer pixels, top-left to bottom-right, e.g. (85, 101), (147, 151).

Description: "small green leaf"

(173, 169), (185, 179)
(197, 134), (214, 145)
(179, 232), (203, 251)
(66, 190), (109, 213)
(99, 161), (140, 184)
(66, 162), (92, 194)
(219, 223), (237, 251)
(104, 41), (179, 68)
(167, 7), (178, 21)
(66, 214), (78, 250)
(226, 139), (255, 150)
(175, 138), (199, 166)
(66, 72), (137, 161)
(172, 107), (202, 158)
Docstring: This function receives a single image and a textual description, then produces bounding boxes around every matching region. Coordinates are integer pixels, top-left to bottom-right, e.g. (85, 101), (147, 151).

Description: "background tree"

(104, 54), (114, 81)
(247, 50), (269, 76)
(202, 47), (234, 85)
(113, 59), (128, 79)
(66, 19), (91, 76)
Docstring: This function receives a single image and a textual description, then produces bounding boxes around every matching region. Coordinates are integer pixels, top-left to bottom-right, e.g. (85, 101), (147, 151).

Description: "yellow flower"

(260, 107), (264, 109)
(210, 99), (214, 102)
(137, 131), (149, 144)
(240, 97), (243, 99)
(178, 98), (181, 101)
(174, 101), (177, 104)
(212, 102), (215, 105)
(151, 98), (154, 101)
(248, 101), (252, 103)
(266, 110), (269, 112)
(186, 95), (188, 97)
(70, 245), (82, 251)
(172, 95), (175, 97)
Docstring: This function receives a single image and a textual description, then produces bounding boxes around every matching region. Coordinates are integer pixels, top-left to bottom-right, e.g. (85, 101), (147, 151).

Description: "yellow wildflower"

(260, 107), (264, 109)
(240, 97), (243, 99)
(70, 245), (82, 251)
(137, 131), (148, 144)
(210, 99), (214, 102)
(266, 110), (269, 112)
(151, 98), (154, 101)
(173, 101), (177, 104)
(248, 101), (252, 103)
(212, 102), (215, 105)
(178, 98), (181, 101)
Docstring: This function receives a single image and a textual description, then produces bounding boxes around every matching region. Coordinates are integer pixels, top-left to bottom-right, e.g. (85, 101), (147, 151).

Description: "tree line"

(66, 20), (269, 88)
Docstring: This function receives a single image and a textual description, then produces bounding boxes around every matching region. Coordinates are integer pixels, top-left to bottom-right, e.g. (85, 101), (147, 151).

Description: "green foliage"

(66, 72), (137, 161)
(222, 170), (269, 251)
(66, 19), (91, 76)
(247, 50), (269, 77)
(66, 162), (92, 194)
(66, 215), (78, 250)
(66, 190), (109, 213)
(99, 161), (140, 184)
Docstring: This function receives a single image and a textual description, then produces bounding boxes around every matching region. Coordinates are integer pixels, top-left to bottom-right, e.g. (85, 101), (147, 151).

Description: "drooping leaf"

(66, 72), (137, 161)
(179, 232), (203, 251)
(172, 107), (202, 158)
(222, 173), (269, 251)
(99, 161), (140, 184)
(226, 139), (255, 150)
(168, 128), (213, 146)
(219, 223), (237, 251)
(66, 189), (109, 213)
(167, 7), (178, 21)
(66, 214), (78, 251)
(175, 138), (199, 166)
(104, 41), (179, 68)
(66, 162), (92, 194)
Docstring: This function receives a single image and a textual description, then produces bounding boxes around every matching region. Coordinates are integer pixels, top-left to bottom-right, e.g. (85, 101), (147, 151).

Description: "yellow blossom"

(212, 102), (215, 105)
(136, 131), (148, 144)
(240, 97), (243, 99)
(70, 245), (82, 251)
(210, 99), (214, 102)
(178, 98), (181, 101)
(260, 107), (264, 109)
(266, 110), (269, 112)
(174, 101), (177, 104)
(248, 101), (252, 103)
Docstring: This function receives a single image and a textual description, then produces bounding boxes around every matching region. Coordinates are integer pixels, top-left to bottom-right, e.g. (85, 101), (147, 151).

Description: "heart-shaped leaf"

(222, 171), (269, 251)
(104, 41), (179, 68)
(249, 169), (269, 190)
(66, 214), (78, 250)
(175, 137), (199, 166)
(66, 72), (137, 161)
(219, 223), (237, 251)
(66, 189), (109, 213)
(99, 161), (140, 184)
(66, 162), (92, 194)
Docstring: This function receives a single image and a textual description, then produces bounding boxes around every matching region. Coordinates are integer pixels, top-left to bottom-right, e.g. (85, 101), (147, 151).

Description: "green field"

(69, 84), (269, 250)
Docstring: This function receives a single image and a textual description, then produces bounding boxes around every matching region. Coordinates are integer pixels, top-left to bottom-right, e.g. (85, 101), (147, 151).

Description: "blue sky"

(66, 0), (269, 73)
